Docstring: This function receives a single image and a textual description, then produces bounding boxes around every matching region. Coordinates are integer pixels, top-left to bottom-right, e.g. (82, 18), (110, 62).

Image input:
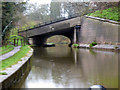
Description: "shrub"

(89, 41), (97, 48)
(72, 44), (79, 48)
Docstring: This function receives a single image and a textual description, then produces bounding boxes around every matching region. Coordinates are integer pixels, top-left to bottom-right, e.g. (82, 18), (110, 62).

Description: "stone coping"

(78, 44), (120, 51)
(85, 15), (120, 25)
(0, 46), (33, 86)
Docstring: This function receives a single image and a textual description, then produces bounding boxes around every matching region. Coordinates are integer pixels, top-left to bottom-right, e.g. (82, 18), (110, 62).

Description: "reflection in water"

(16, 46), (118, 88)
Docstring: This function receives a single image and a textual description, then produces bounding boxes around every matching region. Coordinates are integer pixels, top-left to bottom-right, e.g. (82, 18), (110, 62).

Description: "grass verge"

(0, 45), (30, 70)
(87, 6), (120, 21)
(0, 45), (14, 56)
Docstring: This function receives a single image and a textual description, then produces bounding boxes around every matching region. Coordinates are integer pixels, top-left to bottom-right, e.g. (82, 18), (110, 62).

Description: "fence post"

(14, 39), (16, 46)
(17, 39), (19, 46)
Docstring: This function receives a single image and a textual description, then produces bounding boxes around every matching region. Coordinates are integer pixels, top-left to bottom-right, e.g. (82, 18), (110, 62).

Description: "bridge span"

(18, 15), (81, 46)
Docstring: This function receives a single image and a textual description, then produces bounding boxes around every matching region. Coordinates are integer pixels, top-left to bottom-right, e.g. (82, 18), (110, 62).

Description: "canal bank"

(0, 46), (33, 89)
(77, 44), (120, 52)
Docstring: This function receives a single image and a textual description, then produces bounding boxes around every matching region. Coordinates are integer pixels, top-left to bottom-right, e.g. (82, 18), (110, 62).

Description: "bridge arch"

(28, 27), (75, 46)
(19, 16), (81, 46)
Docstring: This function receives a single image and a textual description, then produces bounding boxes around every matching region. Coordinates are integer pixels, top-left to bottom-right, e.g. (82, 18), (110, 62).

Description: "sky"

(28, 0), (52, 4)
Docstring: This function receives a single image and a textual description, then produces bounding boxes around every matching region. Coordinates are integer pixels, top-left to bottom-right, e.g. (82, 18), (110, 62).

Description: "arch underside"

(28, 27), (75, 46)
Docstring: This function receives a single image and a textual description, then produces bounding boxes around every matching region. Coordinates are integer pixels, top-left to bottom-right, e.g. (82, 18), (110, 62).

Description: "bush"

(89, 41), (97, 48)
(72, 44), (79, 48)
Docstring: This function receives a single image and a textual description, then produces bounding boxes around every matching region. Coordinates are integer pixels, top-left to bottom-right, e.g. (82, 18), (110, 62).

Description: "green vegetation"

(0, 45), (30, 70)
(18, 22), (37, 31)
(8, 35), (25, 46)
(0, 45), (14, 55)
(0, 35), (26, 56)
(9, 22), (37, 36)
(89, 41), (97, 48)
(87, 7), (120, 21)
(72, 44), (79, 48)
(0, 72), (7, 75)
(2, 2), (26, 40)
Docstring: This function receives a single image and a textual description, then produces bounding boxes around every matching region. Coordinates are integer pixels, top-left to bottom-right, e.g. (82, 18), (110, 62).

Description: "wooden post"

(17, 39), (19, 46)
(14, 39), (16, 46)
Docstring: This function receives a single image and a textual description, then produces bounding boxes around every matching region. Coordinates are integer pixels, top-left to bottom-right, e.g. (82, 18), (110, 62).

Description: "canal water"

(15, 45), (118, 88)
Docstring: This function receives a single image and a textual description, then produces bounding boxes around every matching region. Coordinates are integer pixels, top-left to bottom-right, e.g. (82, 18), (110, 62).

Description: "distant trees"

(25, 1), (89, 23)
(50, 2), (61, 20)
(25, 3), (50, 23)
(88, 2), (120, 13)
(66, 2), (89, 15)
(2, 2), (26, 40)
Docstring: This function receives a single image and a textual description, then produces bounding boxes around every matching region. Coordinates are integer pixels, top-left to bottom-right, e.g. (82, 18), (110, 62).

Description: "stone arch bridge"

(18, 16), (81, 46)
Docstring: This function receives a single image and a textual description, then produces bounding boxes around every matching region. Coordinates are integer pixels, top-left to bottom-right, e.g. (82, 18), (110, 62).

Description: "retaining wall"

(0, 47), (33, 89)
(78, 16), (120, 44)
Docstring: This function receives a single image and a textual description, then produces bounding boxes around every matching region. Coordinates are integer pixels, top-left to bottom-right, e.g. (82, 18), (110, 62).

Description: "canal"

(14, 45), (118, 88)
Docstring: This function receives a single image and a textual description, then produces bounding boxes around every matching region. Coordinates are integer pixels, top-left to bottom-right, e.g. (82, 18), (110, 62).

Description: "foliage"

(20, 22), (37, 31)
(0, 72), (7, 75)
(0, 45), (30, 70)
(26, 3), (50, 23)
(7, 35), (25, 46)
(25, 2), (89, 25)
(87, 7), (120, 21)
(50, 2), (61, 20)
(9, 21), (37, 33)
(2, 2), (26, 40)
(89, 41), (97, 48)
(72, 44), (79, 48)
